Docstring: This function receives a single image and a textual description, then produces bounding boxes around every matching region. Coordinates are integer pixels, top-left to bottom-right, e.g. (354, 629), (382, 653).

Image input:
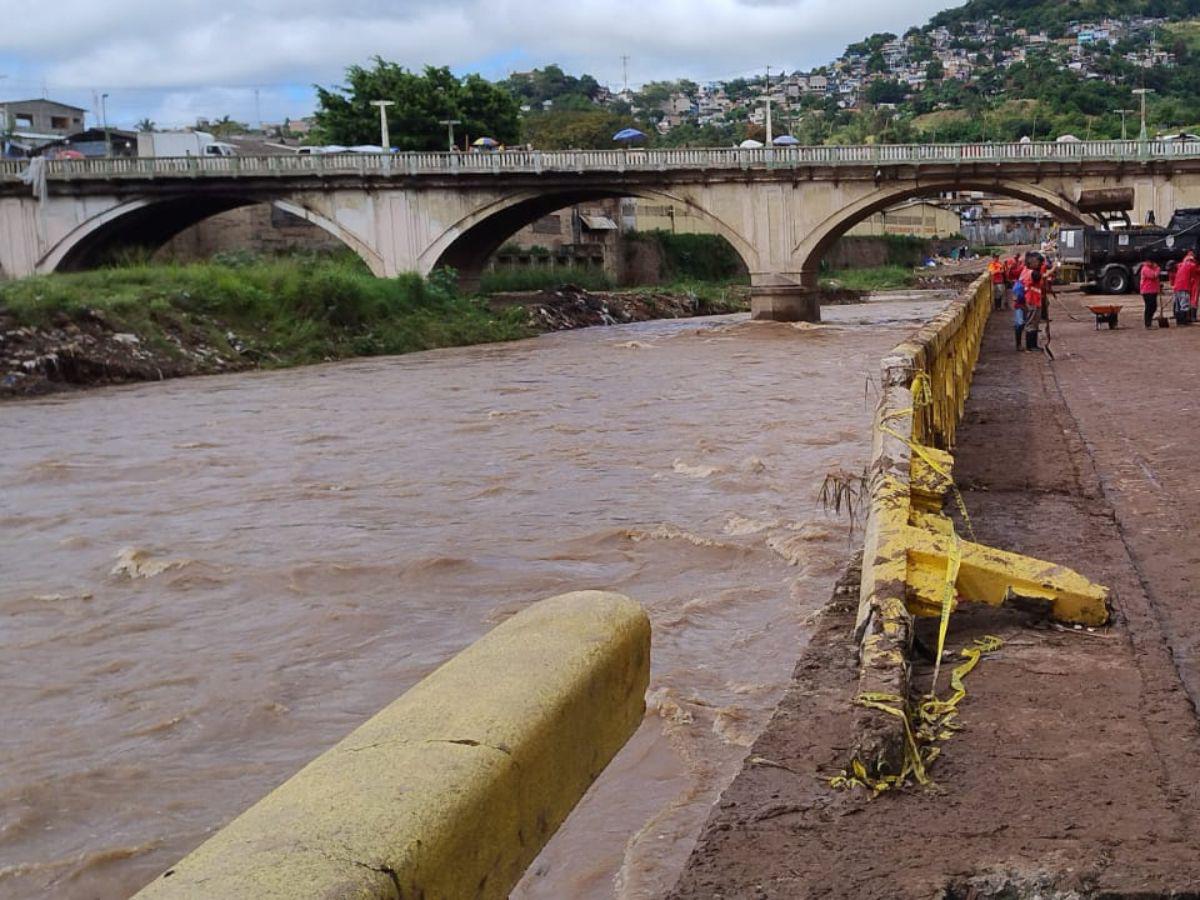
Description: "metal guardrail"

(3, 140), (1200, 181)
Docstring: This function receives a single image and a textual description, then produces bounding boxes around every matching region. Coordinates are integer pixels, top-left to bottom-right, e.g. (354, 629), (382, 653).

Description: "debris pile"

(0, 307), (247, 398)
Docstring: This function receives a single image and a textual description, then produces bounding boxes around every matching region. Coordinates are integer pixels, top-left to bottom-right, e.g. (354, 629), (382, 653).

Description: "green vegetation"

(1, 257), (531, 366)
(479, 266), (615, 293)
(627, 231), (750, 282)
(819, 265), (917, 292)
(313, 60), (520, 149)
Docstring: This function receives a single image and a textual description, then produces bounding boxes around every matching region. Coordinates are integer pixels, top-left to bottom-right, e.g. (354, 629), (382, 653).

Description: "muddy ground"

(669, 286), (1200, 898)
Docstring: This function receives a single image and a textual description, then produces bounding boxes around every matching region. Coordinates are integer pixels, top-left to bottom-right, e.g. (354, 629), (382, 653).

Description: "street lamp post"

(764, 65), (773, 145)
(101, 92), (112, 157)
(1113, 108), (1134, 141)
(369, 100), (395, 149)
(438, 118), (462, 152)
(0, 74), (8, 156)
(1132, 88), (1154, 142)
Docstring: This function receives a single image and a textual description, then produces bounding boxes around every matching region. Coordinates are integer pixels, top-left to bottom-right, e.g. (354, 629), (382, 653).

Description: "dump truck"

(1058, 209), (1200, 294)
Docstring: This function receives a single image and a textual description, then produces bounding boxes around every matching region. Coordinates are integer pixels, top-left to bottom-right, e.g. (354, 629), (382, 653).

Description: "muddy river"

(1, 294), (947, 898)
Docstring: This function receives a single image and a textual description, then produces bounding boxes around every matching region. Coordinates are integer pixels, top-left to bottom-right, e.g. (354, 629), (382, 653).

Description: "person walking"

(1139, 258), (1162, 328)
(988, 253), (1005, 310)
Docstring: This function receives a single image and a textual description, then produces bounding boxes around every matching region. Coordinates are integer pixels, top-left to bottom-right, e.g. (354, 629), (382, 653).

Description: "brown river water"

(1, 293), (948, 899)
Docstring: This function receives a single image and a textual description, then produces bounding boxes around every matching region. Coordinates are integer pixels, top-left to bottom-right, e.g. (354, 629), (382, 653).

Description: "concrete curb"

(134, 590), (651, 900)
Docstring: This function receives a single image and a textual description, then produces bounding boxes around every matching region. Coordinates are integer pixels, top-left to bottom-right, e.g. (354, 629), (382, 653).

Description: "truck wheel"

(1102, 266), (1131, 295)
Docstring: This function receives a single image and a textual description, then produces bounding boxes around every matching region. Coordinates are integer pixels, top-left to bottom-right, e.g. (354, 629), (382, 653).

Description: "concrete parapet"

(134, 590), (651, 900)
(852, 274), (1108, 776)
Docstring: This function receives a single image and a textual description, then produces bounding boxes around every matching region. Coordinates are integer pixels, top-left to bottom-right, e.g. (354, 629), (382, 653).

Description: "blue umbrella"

(613, 128), (647, 143)
(772, 134), (800, 145)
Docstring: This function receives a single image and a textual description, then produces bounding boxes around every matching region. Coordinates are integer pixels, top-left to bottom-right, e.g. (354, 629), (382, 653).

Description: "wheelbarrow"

(1086, 304), (1122, 330)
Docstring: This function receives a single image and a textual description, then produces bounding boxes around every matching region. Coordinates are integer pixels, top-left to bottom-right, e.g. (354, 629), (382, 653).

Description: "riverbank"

(669, 287), (1200, 898)
(0, 261), (759, 398)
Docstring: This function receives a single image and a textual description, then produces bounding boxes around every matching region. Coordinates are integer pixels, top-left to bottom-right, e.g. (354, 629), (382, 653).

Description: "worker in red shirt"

(1020, 263), (1044, 351)
(1173, 251), (1198, 325)
(1005, 253), (1025, 306)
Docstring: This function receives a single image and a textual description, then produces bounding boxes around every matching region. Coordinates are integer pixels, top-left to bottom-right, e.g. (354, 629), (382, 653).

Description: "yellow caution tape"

(833, 371), (996, 795)
(830, 636), (1002, 795)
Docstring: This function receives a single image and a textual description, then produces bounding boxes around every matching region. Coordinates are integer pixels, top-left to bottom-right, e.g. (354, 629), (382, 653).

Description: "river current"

(1, 294), (947, 898)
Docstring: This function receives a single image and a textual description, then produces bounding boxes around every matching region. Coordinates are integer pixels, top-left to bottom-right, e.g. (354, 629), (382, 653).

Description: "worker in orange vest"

(988, 254), (1005, 310)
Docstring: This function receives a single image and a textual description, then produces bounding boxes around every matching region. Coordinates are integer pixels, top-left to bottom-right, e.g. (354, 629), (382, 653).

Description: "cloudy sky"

(1, 0), (957, 129)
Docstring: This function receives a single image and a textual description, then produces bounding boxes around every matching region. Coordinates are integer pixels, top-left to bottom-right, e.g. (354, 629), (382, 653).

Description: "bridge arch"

(792, 178), (1089, 283)
(38, 195), (386, 276)
(419, 187), (759, 285)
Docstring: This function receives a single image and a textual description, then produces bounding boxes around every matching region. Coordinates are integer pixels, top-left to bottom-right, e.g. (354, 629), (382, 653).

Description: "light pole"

(438, 118), (462, 152)
(1112, 108), (1133, 141)
(101, 92), (112, 157)
(369, 100), (394, 149)
(763, 65), (773, 145)
(1132, 88), (1154, 141)
(0, 74), (8, 156)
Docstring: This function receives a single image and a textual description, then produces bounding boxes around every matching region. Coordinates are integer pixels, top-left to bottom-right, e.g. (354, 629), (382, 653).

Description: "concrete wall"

(845, 202), (961, 238)
(155, 204), (346, 262)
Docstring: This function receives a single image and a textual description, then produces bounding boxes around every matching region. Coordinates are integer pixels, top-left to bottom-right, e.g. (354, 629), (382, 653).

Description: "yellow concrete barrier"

(134, 590), (650, 900)
(853, 274), (1109, 774)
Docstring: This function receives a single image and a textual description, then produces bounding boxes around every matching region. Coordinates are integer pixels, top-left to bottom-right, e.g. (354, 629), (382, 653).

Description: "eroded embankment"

(0, 285), (751, 398)
(668, 295), (1200, 899)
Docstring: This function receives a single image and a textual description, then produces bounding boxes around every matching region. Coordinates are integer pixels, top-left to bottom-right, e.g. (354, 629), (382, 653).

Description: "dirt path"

(668, 287), (1200, 898)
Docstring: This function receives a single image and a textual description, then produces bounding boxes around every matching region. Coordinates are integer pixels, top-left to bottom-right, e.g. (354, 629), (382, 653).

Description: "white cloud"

(1, 0), (953, 125)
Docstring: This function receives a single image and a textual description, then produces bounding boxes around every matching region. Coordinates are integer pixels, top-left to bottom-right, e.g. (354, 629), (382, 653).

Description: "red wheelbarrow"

(1087, 304), (1122, 330)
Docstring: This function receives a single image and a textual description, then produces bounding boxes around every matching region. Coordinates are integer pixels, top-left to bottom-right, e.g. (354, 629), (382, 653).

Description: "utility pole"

(254, 88), (262, 132)
(1132, 88), (1154, 141)
(764, 65), (773, 145)
(1113, 108), (1134, 141)
(370, 100), (395, 149)
(438, 118), (462, 151)
(101, 92), (111, 157)
(621, 55), (630, 93)
(0, 75), (8, 156)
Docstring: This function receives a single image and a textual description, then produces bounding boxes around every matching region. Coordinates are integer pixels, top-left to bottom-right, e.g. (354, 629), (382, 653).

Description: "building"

(2, 99), (86, 138)
(846, 200), (962, 238)
(37, 128), (137, 158)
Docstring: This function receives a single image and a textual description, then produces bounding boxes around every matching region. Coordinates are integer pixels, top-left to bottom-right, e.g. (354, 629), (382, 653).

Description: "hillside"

(931, 0), (1200, 31)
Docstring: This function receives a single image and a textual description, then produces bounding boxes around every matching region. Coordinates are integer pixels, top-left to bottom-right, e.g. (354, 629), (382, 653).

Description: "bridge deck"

(4, 139), (1200, 182)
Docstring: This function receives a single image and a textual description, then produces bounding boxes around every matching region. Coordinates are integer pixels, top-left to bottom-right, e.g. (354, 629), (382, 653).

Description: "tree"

(926, 59), (945, 82)
(520, 109), (646, 149)
(135, 118), (156, 132)
(209, 115), (249, 138)
(314, 59), (519, 149)
(497, 65), (602, 106)
(866, 80), (908, 105)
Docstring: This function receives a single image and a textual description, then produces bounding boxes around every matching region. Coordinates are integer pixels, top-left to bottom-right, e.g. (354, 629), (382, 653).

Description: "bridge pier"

(750, 284), (821, 323)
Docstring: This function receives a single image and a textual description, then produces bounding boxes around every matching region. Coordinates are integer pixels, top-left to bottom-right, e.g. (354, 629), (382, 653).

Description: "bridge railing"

(3, 139), (1200, 181)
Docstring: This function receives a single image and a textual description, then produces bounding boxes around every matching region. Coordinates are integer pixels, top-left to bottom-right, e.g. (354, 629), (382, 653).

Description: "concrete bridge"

(5, 140), (1200, 321)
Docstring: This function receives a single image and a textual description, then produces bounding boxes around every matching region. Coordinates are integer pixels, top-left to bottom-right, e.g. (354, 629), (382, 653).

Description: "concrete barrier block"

(135, 590), (650, 900)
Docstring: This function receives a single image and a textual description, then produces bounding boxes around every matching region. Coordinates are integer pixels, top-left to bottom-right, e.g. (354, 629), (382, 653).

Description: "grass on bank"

(0, 256), (532, 366)
(819, 264), (917, 293)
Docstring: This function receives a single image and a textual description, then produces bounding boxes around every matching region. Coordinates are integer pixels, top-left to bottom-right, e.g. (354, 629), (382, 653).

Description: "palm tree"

(135, 118), (156, 132)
